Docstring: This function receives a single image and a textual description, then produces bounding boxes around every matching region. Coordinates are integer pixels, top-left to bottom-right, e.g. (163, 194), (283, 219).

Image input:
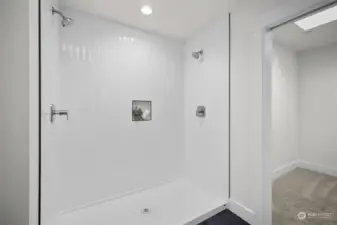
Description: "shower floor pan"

(59, 179), (227, 225)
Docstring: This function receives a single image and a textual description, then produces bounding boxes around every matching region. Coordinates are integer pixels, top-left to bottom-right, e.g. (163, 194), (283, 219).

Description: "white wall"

(1, 0), (331, 225)
(29, 0), (40, 223)
(38, 1), (337, 225)
(42, 8), (185, 216)
(184, 17), (229, 201)
(0, 4), (4, 216)
(298, 43), (337, 172)
(229, 0), (335, 224)
(272, 44), (299, 171)
(0, 0), (31, 225)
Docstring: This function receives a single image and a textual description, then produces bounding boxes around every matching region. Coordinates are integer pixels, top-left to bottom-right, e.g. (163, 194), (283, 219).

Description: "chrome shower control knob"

(50, 104), (69, 124)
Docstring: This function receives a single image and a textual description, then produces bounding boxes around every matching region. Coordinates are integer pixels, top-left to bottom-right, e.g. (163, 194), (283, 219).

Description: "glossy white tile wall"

(184, 17), (229, 201)
(41, 0), (62, 224)
(44, 8), (185, 213)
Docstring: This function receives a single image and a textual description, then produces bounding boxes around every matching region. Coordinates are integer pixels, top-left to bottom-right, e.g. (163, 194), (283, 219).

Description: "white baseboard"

(272, 160), (337, 180)
(272, 160), (301, 180)
(298, 161), (337, 177)
(227, 199), (257, 225)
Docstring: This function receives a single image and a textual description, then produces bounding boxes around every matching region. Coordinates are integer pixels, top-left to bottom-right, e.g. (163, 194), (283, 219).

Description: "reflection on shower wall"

(184, 18), (229, 200)
(54, 9), (185, 212)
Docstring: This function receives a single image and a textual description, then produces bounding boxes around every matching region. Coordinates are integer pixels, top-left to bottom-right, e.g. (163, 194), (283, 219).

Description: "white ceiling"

(59, 0), (230, 39)
(273, 19), (337, 52)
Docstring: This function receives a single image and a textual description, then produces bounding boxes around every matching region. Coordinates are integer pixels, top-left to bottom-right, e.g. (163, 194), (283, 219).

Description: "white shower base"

(58, 179), (227, 225)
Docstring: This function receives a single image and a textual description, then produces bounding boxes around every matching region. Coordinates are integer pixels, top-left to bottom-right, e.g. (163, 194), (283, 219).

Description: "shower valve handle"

(50, 104), (69, 124)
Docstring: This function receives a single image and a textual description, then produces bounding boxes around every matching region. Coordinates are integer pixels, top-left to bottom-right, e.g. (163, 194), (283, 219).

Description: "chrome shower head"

(61, 16), (74, 27)
(192, 49), (204, 60)
(192, 52), (199, 59)
(52, 7), (74, 27)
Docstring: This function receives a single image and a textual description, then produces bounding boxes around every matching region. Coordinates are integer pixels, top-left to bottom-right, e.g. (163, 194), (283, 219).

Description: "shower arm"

(52, 7), (63, 17)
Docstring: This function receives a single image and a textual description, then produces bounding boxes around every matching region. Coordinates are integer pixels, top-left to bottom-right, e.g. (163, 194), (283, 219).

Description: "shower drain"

(141, 208), (152, 214)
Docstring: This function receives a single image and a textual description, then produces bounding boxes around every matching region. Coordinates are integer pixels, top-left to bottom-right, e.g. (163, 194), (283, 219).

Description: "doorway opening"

(265, 1), (337, 224)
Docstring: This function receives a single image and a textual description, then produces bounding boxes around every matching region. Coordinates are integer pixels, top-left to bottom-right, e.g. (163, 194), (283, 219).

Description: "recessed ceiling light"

(141, 5), (153, 16)
(295, 5), (337, 31)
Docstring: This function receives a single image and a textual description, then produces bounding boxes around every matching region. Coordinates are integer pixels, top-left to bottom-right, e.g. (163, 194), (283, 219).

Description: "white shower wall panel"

(184, 17), (230, 201)
(52, 8), (185, 212)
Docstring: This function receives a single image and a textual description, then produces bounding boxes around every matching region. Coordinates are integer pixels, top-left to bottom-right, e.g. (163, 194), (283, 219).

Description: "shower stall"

(40, 1), (230, 224)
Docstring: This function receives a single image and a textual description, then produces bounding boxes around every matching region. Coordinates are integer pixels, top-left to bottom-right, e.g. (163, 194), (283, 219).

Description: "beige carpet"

(273, 168), (337, 225)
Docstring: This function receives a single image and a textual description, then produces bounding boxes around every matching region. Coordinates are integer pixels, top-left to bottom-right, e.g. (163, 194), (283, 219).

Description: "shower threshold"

(58, 179), (227, 225)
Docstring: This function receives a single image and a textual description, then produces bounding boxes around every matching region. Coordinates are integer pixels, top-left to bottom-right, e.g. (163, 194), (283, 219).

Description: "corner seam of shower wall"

(228, 12), (232, 201)
(38, 0), (42, 224)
